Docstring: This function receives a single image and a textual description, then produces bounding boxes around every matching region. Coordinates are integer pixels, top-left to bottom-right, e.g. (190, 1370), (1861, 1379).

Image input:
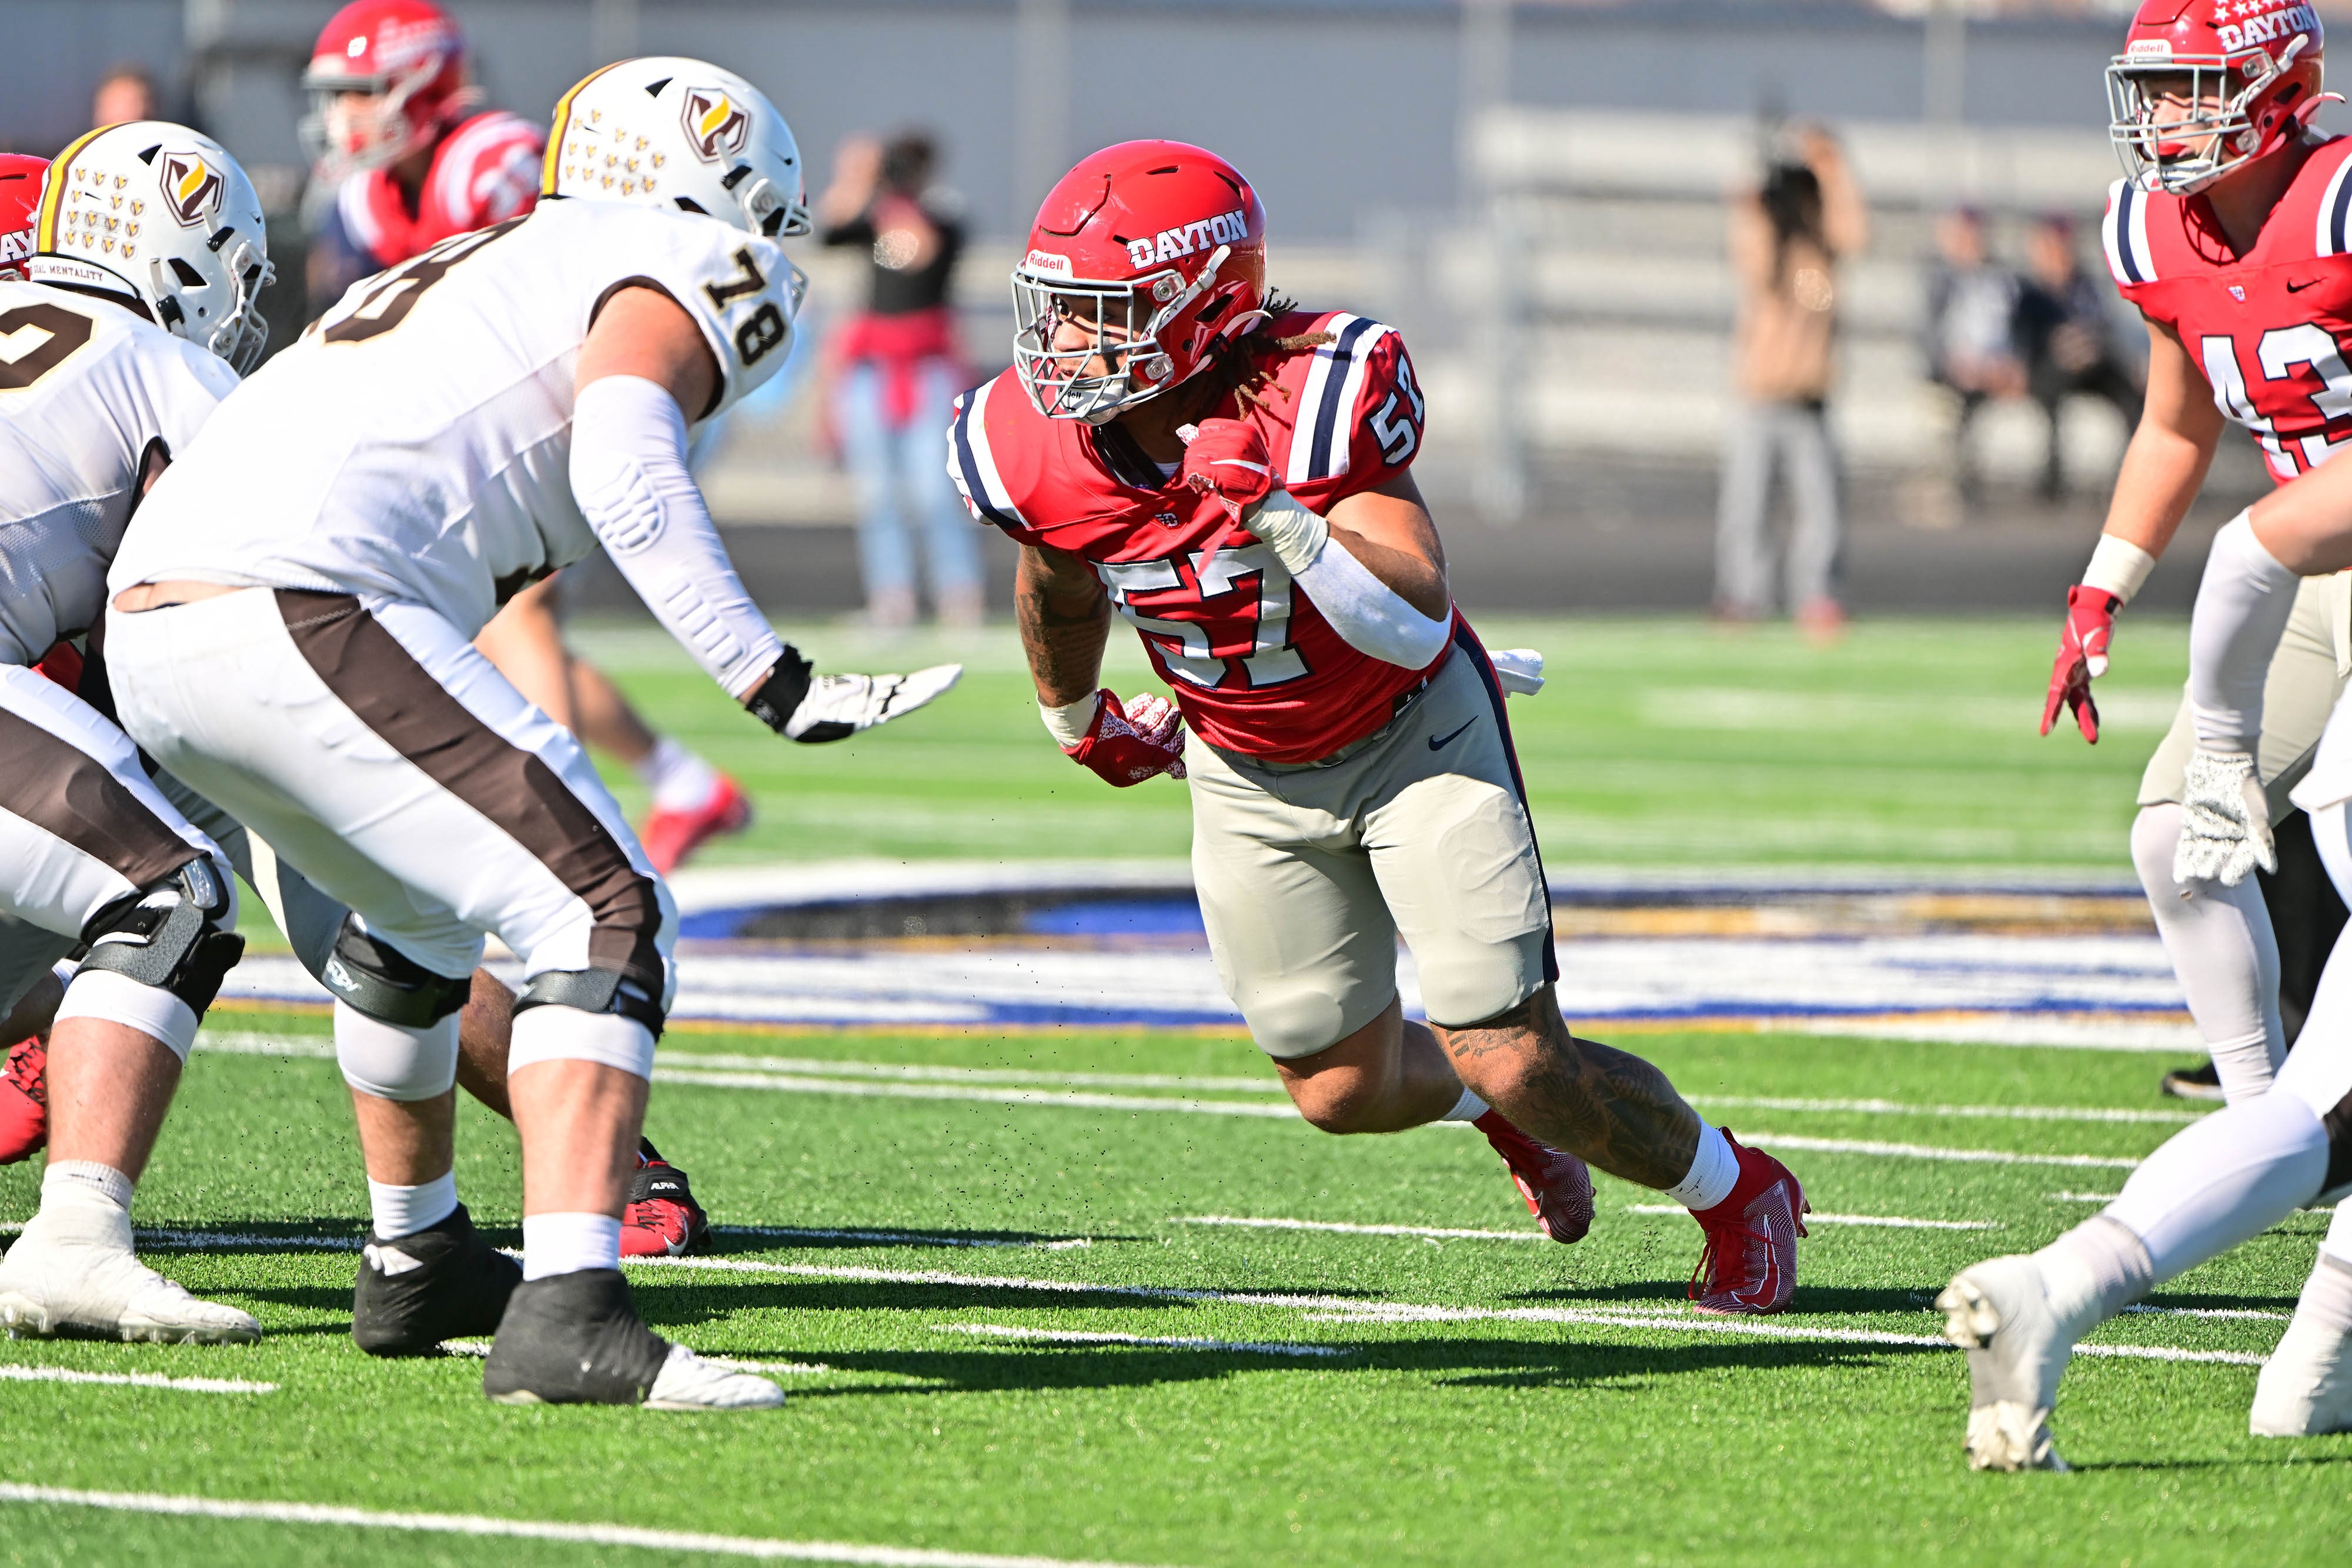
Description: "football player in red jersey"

(953, 142), (1809, 1313)
(1952, 0), (2352, 1467)
(298, 2), (719, 1253)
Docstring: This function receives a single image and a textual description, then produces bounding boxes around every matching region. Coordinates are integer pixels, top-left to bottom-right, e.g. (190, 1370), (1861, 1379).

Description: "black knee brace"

(318, 915), (472, 1029)
(513, 967), (666, 1038)
(2325, 1089), (2352, 1196)
(78, 858), (245, 1017)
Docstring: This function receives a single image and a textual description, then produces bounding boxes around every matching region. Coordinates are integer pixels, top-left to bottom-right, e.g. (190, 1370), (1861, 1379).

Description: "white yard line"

(196, 1032), (335, 1059)
(1741, 1132), (2143, 1171)
(717, 1226), (1093, 1252)
(132, 1229), (362, 1251)
(2051, 1192), (2123, 1203)
(0, 1483), (1168, 1567)
(659, 1054), (1282, 1095)
(1622, 1206), (1995, 1231)
(1175, 1216), (1542, 1243)
(0, 1365), (276, 1395)
(2123, 1303), (2292, 1323)
(437, 1340), (834, 1375)
(650, 1068), (1301, 1120)
(931, 1323), (1350, 1359)
(1694, 1095), (2199, 1126)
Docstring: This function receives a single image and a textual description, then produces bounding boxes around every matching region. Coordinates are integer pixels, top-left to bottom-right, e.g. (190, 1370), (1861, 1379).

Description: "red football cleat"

(640, 774), (753, 876)
(619, 1160), (710, 1258)
(1688, 1131), (1808, 1315)
(1474, 1109), (1593, 1244)
(0, 1038), (47, 1165)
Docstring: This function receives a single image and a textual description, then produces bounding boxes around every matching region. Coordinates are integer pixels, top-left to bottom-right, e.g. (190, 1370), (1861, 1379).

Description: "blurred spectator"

(1715, 124), (1867, 639)
(91, 64), (157, 129)
(2013, 212), (2142, 500)
(818, 131), (984, 631)
(1924, 206), (2026, 502)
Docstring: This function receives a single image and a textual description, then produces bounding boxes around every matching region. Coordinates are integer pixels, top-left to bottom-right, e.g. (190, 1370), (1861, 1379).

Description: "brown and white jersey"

(0, 280), (236, 665)
(112, 198), (799, 636)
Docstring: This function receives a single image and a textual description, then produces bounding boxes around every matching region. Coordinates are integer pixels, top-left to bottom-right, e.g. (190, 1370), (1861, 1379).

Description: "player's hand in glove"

(1491, 648), (1544, 697)
(1176, 418), (1275, 523)
(2174, 748), (2276, 887)
(2041, 586), (2121, 743)
(1065, 688), (1187, 787)
(749, 649), (962, 743)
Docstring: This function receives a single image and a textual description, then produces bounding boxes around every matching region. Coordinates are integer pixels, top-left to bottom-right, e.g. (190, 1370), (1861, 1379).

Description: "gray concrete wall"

(2, 2), (2144, 241)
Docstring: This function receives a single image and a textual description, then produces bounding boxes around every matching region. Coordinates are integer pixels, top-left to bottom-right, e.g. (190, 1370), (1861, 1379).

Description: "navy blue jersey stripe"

(951, 396), (1020, 533)
(1305, 317), (1378, 483)
(2329, 162), (2352, 257)
(2115, 185), (2146, 284)
(1449, 618), (1560, 988)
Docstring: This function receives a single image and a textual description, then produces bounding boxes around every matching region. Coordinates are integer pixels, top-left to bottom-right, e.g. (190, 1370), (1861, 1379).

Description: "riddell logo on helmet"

(158, 152), (224, 228)
(1024, 250), (1074, 277)
(1124, 208), (1250, 270)
(2213, 3), (2319, 52)
(682, 89), (750, 163)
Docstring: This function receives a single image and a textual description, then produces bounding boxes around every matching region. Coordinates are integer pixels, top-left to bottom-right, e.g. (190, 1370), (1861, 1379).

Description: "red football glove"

(2041, 584), (2122, 744)
(1065, 689), (1187, 787)
(1178, 417), (1275, 523)
(32, 641), (83, 696)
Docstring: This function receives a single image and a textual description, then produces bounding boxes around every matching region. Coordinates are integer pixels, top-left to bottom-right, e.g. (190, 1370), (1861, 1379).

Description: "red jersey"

(2104, 136), (2352, 484)
(950, 310), (1442, 763)
(336, 109), (542, 269)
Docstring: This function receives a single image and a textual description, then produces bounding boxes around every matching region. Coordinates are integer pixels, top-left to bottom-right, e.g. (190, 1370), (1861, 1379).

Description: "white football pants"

(105, 589), (676, 1049)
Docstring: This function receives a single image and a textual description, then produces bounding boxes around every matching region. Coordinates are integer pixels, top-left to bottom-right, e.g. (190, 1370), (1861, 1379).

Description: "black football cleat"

(352, 1202), (522, 1357)
(481, 1266), (780, 1409)
(2159, 1060), (2226, 1102)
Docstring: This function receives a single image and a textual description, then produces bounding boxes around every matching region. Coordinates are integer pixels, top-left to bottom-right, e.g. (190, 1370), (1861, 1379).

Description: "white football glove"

(2174, 749), (2276, 887)
(751, 656), (963, 743)
(1491, 648), (1545, 697)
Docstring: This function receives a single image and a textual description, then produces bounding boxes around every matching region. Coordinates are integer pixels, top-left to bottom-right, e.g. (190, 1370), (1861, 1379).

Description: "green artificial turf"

(554, 614), (2190, 874)
(0, 1008), (2341, 1567)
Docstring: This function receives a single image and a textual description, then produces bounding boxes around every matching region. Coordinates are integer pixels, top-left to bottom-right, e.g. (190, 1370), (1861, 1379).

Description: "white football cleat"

(645, 1343), (784, 1412)
(0, 1206), (258, 1344)
(2250, 1252), (2352, 1438)
(1937, 1254), (2084, 1472)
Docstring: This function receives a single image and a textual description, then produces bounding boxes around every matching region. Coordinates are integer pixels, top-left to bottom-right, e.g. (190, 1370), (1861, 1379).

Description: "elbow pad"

(570, 375), (782, 698)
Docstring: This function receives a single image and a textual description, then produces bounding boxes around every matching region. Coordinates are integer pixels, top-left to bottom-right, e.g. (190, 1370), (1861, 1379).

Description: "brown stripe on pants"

(0, 706), (201, 911)
(272, 590), (664, 995)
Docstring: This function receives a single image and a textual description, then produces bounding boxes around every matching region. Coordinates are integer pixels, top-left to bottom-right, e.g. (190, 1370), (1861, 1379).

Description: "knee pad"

(513, 967), (666, 1038)
(319, 915), (472, 1029)
(75, 856), (244, 1025)
(334, 1001), (459, 1102)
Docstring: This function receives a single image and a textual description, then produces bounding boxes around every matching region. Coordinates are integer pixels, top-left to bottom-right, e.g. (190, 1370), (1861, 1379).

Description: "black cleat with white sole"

(352, 1203), (522, 1357)
(481, 1266), (781, 1409)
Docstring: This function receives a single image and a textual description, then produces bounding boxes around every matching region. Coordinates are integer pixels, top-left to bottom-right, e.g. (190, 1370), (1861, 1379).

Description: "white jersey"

(0, 282), (236, 666)
(113, 199), (799, 637)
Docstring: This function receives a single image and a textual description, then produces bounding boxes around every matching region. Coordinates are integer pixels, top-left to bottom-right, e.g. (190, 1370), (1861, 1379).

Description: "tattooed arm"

(1016, 542), (1114, 706)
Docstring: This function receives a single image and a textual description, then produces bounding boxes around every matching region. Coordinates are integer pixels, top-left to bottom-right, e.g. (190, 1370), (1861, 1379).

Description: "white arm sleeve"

(2189, 510), (2302, 754)
(1252, 491), (1452, 671)
(570, 375), (784, 700)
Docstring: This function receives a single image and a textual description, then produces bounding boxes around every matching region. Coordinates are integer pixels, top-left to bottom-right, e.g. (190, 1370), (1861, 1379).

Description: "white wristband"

(1247, 490), (1329, 575)
(1039, 692), (1100, 750)
(2082, 534), (2159, 604)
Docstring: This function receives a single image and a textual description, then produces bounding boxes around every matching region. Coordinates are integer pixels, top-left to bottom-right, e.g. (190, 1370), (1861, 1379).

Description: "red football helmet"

(299, 0), (479, 183)
(1013, 141), (1268, 423)
(2108, 0), (2330, 193)
(0, 153), (45, 282)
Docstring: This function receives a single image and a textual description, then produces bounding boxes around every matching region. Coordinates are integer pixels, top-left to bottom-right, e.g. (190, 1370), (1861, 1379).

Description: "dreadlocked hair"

(1193, 292), (1335, 426)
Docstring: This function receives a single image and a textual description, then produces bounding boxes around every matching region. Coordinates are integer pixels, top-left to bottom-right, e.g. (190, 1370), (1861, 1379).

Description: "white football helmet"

(28, 122), (274, 373)
(543, 58), (809, 241)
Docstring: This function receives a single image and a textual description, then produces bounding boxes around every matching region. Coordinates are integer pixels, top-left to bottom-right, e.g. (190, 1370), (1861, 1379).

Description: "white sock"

(2133, 803), (2286, 1101)
(42, 1159), (133, 1217)
(2033, 1213), (2155, 1325)
(1438, 1087), (1489, 1123)
(636, 738), (720, 814)
(367, 1172), (458, 1241)
(2104, 1089), (2331, 1282)
(1665, 1122), (1739, 1211)
(522, 1211), (622, 1282)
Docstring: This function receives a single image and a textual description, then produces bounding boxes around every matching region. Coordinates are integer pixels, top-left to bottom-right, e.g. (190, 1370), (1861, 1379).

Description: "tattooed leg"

(1433, 985), (1702, 1189)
